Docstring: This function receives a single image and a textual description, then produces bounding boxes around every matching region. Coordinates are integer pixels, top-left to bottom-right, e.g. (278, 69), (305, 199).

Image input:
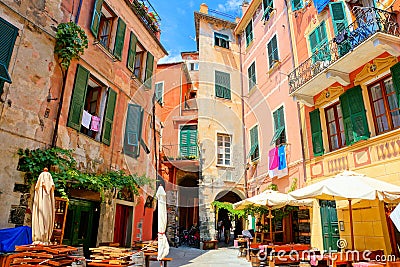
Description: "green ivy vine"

(54, 22), (88, 70)
(18, 147), (153, 200)
(211, 201), (246, 218)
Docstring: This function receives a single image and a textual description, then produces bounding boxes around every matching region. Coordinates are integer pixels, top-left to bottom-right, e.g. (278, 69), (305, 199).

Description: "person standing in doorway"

(224, 218), (232, 244)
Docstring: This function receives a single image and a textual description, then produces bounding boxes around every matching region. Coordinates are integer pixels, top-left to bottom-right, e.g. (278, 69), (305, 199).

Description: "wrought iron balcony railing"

(288, 7), (399, 95)
(131, 0), (161, 35)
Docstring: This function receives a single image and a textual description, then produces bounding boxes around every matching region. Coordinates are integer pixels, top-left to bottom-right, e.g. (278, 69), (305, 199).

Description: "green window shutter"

(113, 18), (126, 60)
(271, 107), (286, 145)
(67, 65), (90, 131)
(215, 71), (231, 99)
(390, 62), (400, 107)
(262, 0), (274, 20)
(309, 109), (324, 156)
(339, 85), (370, 145)
(0, 18), (18, 95)
(144, 52), (154, 88)
(249, 126), (259, 159)
(155, 82), (163, 104)
(245, 22), (253, 47)
(90, 0), (104, 37)
(292, 0), (303, 11)
(127, 32), (137, 72)
(268, 35), (279, 68)
(248, 62), (256, 89)
(329, 2), (347, 34)
(124, 103), (144, 158)
(102, 88), (117, 145)
(180, 126), (198, 157)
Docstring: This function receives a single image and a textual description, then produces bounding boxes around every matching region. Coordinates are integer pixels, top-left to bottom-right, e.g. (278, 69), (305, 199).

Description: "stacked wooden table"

(88, 246), (133, 266)
(4, 244), (77, 267)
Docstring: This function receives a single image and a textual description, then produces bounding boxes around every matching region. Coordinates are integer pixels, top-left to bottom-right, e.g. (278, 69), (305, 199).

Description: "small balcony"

(289, 7), (400, 103)
(161, 144), (199, 172)
(131, 0), (160, 35)
(182, 98), (198, 116)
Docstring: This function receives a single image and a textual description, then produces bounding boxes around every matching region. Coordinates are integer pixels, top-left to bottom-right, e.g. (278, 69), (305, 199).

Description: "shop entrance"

(320, 200), (340, 251)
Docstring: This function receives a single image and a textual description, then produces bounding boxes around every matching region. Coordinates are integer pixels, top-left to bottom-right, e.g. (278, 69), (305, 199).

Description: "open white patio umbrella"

(233, 190), (313, 242)
(32, 168), (55, 244)
(289, 170), (400, 249)
(156, 185), (169, 262)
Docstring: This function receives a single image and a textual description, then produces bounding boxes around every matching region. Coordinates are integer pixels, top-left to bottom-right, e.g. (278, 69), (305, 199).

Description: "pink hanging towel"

(91, 116), (101, 132)
(268, 147), (279, 170)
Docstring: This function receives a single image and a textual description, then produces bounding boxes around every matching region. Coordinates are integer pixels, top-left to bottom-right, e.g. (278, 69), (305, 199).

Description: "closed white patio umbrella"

(289, 170), (400, 249)
(156, 185), (169, 262)
(32, 168), (55, 244)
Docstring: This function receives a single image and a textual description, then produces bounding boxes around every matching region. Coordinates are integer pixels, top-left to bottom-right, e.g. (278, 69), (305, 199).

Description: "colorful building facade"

(288, 0), (400, 254)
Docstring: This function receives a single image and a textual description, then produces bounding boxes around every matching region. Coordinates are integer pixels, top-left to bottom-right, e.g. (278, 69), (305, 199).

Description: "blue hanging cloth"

(0, 226), (32, 252)
(313, 0), (331, 13)
(278, 145), (287, 171)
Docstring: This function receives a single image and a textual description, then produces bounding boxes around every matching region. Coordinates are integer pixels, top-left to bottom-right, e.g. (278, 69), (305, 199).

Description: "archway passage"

(177, 175), (199, 234)
(215, 191), (244, 245)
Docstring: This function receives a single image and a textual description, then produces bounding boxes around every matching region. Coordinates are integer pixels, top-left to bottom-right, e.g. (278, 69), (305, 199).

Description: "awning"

(270, 126), (284, 145)
(214, 32), (231, 42)
(247, 143), (258, 158)
(313, 0), (330, 13)
(0, 62), (12, 83)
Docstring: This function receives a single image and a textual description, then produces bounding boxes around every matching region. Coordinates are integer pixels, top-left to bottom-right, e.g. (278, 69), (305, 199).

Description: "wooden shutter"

(144, 52), (154, 88)
(309, 109), (324, 156)
(90, 0), (104, 37)
(102, 88), (117, 145)
(340, 85), (370, 145)
(155, 82), (163, 104)
(0, 18), (18, 94)
(330, 2), (347, 34)
(124, 103), (144, 158)
(113, 18), (126, 60)
(245, 22), (253, 47)
(180, 126), (197, 157)
(292, 0), (303, 10)
(127, 32), (137, 72)
(390, 62), (400, 107)
(215, 71), (230, 99)
(67, 65), (90, 130)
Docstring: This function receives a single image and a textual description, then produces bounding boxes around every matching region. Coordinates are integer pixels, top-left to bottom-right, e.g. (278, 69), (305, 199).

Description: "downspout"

(152, 93), (158, 181)
(51, 68), (68, 148)
(74, 0), (83, 24)
(179, 64), (183, 116)
(238, 34), (248, 198)
(284, 0), (307, 184)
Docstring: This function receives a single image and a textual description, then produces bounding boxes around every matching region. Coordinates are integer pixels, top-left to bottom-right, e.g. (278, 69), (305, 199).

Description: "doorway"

(114, 204), (133, 247)
(320, 200), (340, 251)
(63, 199), (100, 257)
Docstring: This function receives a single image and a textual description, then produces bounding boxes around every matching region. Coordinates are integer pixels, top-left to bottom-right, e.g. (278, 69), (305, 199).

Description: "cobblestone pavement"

(150, 246), (252, 267)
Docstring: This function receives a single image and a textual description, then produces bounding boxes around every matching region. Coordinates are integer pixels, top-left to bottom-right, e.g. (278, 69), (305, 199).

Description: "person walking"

(224, 218), (232, 244)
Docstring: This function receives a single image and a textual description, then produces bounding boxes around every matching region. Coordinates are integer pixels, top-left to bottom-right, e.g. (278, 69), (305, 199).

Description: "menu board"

(275, 220), (283, 231)
(298, 209), (310, 220)
(299, 222), (310, 232)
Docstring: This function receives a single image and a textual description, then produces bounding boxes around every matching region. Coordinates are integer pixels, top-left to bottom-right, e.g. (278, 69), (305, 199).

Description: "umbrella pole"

(348, 199), (355, 250)
(269, 207), (273, 242)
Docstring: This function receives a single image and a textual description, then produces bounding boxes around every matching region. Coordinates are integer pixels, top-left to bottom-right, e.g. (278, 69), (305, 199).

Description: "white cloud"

(158, 52), (183, 64)
(217, 0), (243, 12)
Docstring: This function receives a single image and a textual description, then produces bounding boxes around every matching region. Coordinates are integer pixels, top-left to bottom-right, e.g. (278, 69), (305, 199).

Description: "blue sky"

(151, 0), (243, 63)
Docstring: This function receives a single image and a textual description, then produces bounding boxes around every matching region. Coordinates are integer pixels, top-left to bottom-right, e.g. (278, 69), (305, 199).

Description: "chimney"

(200, 3), (208, 14)
(242, 1), (249, 15)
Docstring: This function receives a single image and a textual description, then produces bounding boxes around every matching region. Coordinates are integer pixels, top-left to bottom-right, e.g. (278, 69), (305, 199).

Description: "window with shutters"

(248, 62), (256, 90)
(188, 62), (199, 71)
(133, 42), (145, 80)
(217, 134), (231, 166)
(215, 70), (231, 100)
(90, 0), (125, 60)
(214, 32), (230, 49)
(368, 76), (400, 134)
(291, 0), (303, 11)
(180, 125), (198, 158)
(262, 0), (274, 21)
(124, 103), (144, 158)
(245, 21), (253, 47)
(309, 22), (329, 63)
(155, 82), (164, 105)
(271, 106), (286, 146)
(249, 125), (259, 161)
(339, 85), (370, 145)
(329, 2), (348, 35)
(67, 65), (117, 145)
(0, 18), (18, 95)
(267, 35), (279, 69)
(144, 52), (154, 89)
(325, 102), (346, 151)
(310, 109), (324, 156)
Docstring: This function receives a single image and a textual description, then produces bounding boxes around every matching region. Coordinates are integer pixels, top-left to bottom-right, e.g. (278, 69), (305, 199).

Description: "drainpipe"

(51, 68), (68, 148)
(284, 0), (307, 184)
(238, 34), (248, 198)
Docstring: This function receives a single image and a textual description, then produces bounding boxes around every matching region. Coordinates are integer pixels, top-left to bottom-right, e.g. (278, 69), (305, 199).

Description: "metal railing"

(131, 0), (161, 34)
(161, 144), (199, 161)
(288, 7), (399, 95)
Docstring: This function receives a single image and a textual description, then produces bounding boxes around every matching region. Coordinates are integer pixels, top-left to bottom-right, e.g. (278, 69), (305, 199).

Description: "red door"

(114, 204), (133, 247)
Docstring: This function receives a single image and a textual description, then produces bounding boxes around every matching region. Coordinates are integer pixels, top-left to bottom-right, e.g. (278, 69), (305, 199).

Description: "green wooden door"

(320, 200), (340, 250)
(63, 199), (99, 256)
